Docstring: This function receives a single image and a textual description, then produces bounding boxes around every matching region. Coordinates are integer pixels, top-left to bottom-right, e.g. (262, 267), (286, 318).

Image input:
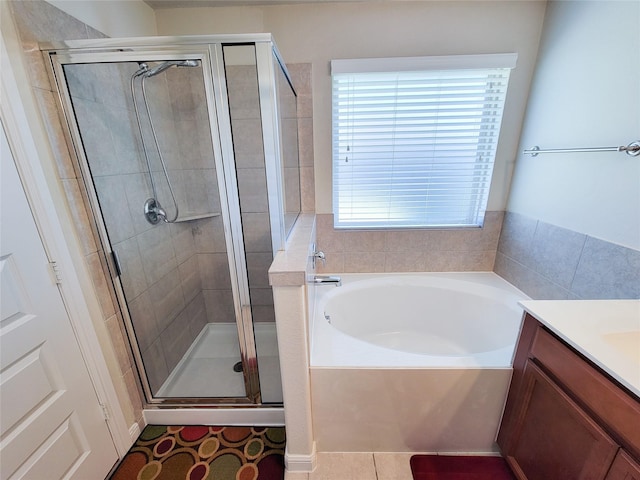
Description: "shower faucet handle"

(312, 249), (326, 269)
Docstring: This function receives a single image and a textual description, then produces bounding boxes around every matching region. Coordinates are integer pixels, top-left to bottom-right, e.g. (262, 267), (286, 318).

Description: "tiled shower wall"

(66, 62), (217, 393)
(495, 211), (640, 300)
(288, 63), (315, 215)
(8, 0), (144, 427)
(226, 60), (314, 324)
(227, 62), (276, 324)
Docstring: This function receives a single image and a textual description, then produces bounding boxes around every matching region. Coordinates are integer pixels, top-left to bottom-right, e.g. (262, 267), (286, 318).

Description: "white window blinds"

(331, 54), (516, 229)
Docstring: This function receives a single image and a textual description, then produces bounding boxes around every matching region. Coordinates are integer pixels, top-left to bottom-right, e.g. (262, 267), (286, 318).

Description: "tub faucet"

(313, 275), (342, 287)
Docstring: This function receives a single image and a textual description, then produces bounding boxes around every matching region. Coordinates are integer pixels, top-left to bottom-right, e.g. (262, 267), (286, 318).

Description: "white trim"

(331, 53), (518, 74)
(143, 407), (285, 426)
(284, 442), (317, 472)
(1, 3), (134, 456)
(40, 33), (275, 52)
(256, 41), (287, 254)
(129, 422), (142, 441)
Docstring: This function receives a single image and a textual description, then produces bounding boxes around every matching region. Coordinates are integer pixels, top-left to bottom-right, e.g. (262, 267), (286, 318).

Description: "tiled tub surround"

(269, 216), (528, 463)
(495, 211), (640, 300)
(315, 211), (503, 273)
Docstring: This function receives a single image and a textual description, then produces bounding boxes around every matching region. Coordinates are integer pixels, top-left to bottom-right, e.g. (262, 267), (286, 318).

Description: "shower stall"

(43, 35), (301, 407)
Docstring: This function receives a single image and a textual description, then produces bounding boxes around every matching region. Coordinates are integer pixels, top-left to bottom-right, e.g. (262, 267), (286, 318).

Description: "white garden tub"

(308, 272), (529, 453)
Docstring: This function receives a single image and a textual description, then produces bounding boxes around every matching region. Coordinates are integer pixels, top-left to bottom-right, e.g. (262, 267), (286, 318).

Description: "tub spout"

(313, 275), (342, 287)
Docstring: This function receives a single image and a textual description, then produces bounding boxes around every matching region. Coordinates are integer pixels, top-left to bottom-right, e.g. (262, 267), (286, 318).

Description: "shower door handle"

(110, 250), (122, 278)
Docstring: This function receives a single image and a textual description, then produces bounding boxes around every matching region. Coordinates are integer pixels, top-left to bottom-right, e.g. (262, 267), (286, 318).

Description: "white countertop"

(520, 300), (640, 398)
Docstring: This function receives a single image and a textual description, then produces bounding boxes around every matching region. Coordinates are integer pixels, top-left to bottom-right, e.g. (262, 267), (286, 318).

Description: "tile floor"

(285, 452), (415, 480)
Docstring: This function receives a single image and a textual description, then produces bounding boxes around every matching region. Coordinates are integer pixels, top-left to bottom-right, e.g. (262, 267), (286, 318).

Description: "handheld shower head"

(143, 59), (200, 77)
(131, 58), (200, 225)
(179, 59), (200, 68)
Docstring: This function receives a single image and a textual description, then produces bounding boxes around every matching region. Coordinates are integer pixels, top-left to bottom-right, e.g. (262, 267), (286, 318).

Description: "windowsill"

(332, 224), (486, 231)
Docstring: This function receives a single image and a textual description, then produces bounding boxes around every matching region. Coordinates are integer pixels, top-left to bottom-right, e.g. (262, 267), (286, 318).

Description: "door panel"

(0, 123), (118, 479)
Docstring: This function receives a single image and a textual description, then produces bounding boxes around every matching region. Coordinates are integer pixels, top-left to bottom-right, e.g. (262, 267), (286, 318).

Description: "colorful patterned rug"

(109, 425), (286, 480)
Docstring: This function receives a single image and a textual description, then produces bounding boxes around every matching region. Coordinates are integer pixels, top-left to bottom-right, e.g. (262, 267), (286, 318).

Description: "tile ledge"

(269, 214), (315, 287)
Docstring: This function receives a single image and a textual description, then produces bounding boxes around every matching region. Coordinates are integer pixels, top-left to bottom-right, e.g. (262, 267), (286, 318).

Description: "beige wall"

(155, 1), (547, 215)
(46, 0), (157, 37)
(507, 0), (640, 250)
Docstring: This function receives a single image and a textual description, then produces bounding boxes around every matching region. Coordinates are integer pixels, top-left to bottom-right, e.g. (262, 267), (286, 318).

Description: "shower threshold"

(156, 322), (282, 402)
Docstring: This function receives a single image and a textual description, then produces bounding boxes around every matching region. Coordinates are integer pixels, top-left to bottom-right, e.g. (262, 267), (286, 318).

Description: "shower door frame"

(42, 35), (289, 407)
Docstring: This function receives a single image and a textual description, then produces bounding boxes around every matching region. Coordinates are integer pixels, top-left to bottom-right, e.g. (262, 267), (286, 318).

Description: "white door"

(0, 122), (119, 479)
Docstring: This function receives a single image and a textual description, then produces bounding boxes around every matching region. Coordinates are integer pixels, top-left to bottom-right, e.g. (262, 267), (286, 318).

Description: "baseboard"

(285, 442), (317, 472)
(143, 407), (285, 426)
(129, 422), (141, 442)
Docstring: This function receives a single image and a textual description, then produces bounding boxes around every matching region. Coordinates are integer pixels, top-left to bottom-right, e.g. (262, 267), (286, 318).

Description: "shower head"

(142, 59), (200, 78)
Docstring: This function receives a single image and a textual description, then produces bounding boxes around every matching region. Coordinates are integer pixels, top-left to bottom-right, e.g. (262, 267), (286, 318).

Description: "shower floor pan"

(156, 322), (282, 402)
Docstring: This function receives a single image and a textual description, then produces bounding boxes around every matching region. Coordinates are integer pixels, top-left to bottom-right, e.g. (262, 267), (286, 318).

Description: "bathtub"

(311, 272), (527, 368)
(308, 272), (529, 453)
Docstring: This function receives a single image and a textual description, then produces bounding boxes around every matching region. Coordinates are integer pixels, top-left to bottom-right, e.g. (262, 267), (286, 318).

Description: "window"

(331, 54), (517, 229)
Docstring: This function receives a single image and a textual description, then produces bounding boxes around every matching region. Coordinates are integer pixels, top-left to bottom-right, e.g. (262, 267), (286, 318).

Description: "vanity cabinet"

(498, 313), (640, 480)
(606, 451), (640, 480)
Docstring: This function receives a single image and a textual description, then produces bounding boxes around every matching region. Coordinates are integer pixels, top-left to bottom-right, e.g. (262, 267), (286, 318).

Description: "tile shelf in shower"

(174, 212), (221, 223)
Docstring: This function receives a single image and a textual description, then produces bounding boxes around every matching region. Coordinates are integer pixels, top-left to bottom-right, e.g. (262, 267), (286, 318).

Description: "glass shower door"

(59, 55), (255, 402)
(219, 43), (299, 404)
(223, 44), (284, 403)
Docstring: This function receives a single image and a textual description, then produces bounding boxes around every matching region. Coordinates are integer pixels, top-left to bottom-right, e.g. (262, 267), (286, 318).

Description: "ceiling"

(144, 0), (362, 8)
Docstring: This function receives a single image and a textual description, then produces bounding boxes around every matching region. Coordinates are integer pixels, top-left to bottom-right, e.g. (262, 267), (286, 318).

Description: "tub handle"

(312, 249), (326, 269)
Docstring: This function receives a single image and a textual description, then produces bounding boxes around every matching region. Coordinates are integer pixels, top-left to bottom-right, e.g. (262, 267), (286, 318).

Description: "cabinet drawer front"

(531, 327), (640, 456)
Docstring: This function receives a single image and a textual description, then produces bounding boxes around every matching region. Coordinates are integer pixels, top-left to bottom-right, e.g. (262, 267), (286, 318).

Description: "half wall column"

(269, 214), (316, 472)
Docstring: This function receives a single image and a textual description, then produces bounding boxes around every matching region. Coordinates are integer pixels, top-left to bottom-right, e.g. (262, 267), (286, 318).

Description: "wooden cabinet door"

(504, 360), (618, 480)
(606, 451), (640, 480)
